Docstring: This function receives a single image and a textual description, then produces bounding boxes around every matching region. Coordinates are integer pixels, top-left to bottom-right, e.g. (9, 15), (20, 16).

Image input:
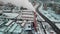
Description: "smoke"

(0, 0), (35, 11)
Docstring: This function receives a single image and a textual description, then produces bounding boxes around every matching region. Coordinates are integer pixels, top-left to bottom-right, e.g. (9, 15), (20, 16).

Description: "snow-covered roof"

(3, 13), (19, 18)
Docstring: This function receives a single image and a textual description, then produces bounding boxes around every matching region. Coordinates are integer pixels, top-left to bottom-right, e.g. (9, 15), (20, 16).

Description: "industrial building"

(0, 0), (60, 34)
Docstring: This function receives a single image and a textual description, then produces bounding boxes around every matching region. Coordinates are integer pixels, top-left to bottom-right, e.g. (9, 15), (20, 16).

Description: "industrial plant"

(0, 0), (60, 34)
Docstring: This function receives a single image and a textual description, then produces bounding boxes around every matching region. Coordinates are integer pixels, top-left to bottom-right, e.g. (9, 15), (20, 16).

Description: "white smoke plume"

(0, 0), (35, 11)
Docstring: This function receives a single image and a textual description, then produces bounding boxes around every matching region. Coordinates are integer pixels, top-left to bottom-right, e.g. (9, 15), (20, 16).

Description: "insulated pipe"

(33, 11), (37, 32)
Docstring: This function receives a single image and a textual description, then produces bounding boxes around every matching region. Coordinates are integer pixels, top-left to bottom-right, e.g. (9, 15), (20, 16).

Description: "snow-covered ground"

(38, 1), (57, 34)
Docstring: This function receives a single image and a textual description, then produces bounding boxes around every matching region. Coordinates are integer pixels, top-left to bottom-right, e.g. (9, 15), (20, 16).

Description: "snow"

(3, 13), (19, 18)
(55, 23), (60, 29)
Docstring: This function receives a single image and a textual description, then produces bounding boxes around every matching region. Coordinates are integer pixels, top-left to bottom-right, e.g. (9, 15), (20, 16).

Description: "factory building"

(0, 0), (60, 34)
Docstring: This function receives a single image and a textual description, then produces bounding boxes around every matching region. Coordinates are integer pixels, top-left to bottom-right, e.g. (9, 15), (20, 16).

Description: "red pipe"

(33, 11), (37, 32)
